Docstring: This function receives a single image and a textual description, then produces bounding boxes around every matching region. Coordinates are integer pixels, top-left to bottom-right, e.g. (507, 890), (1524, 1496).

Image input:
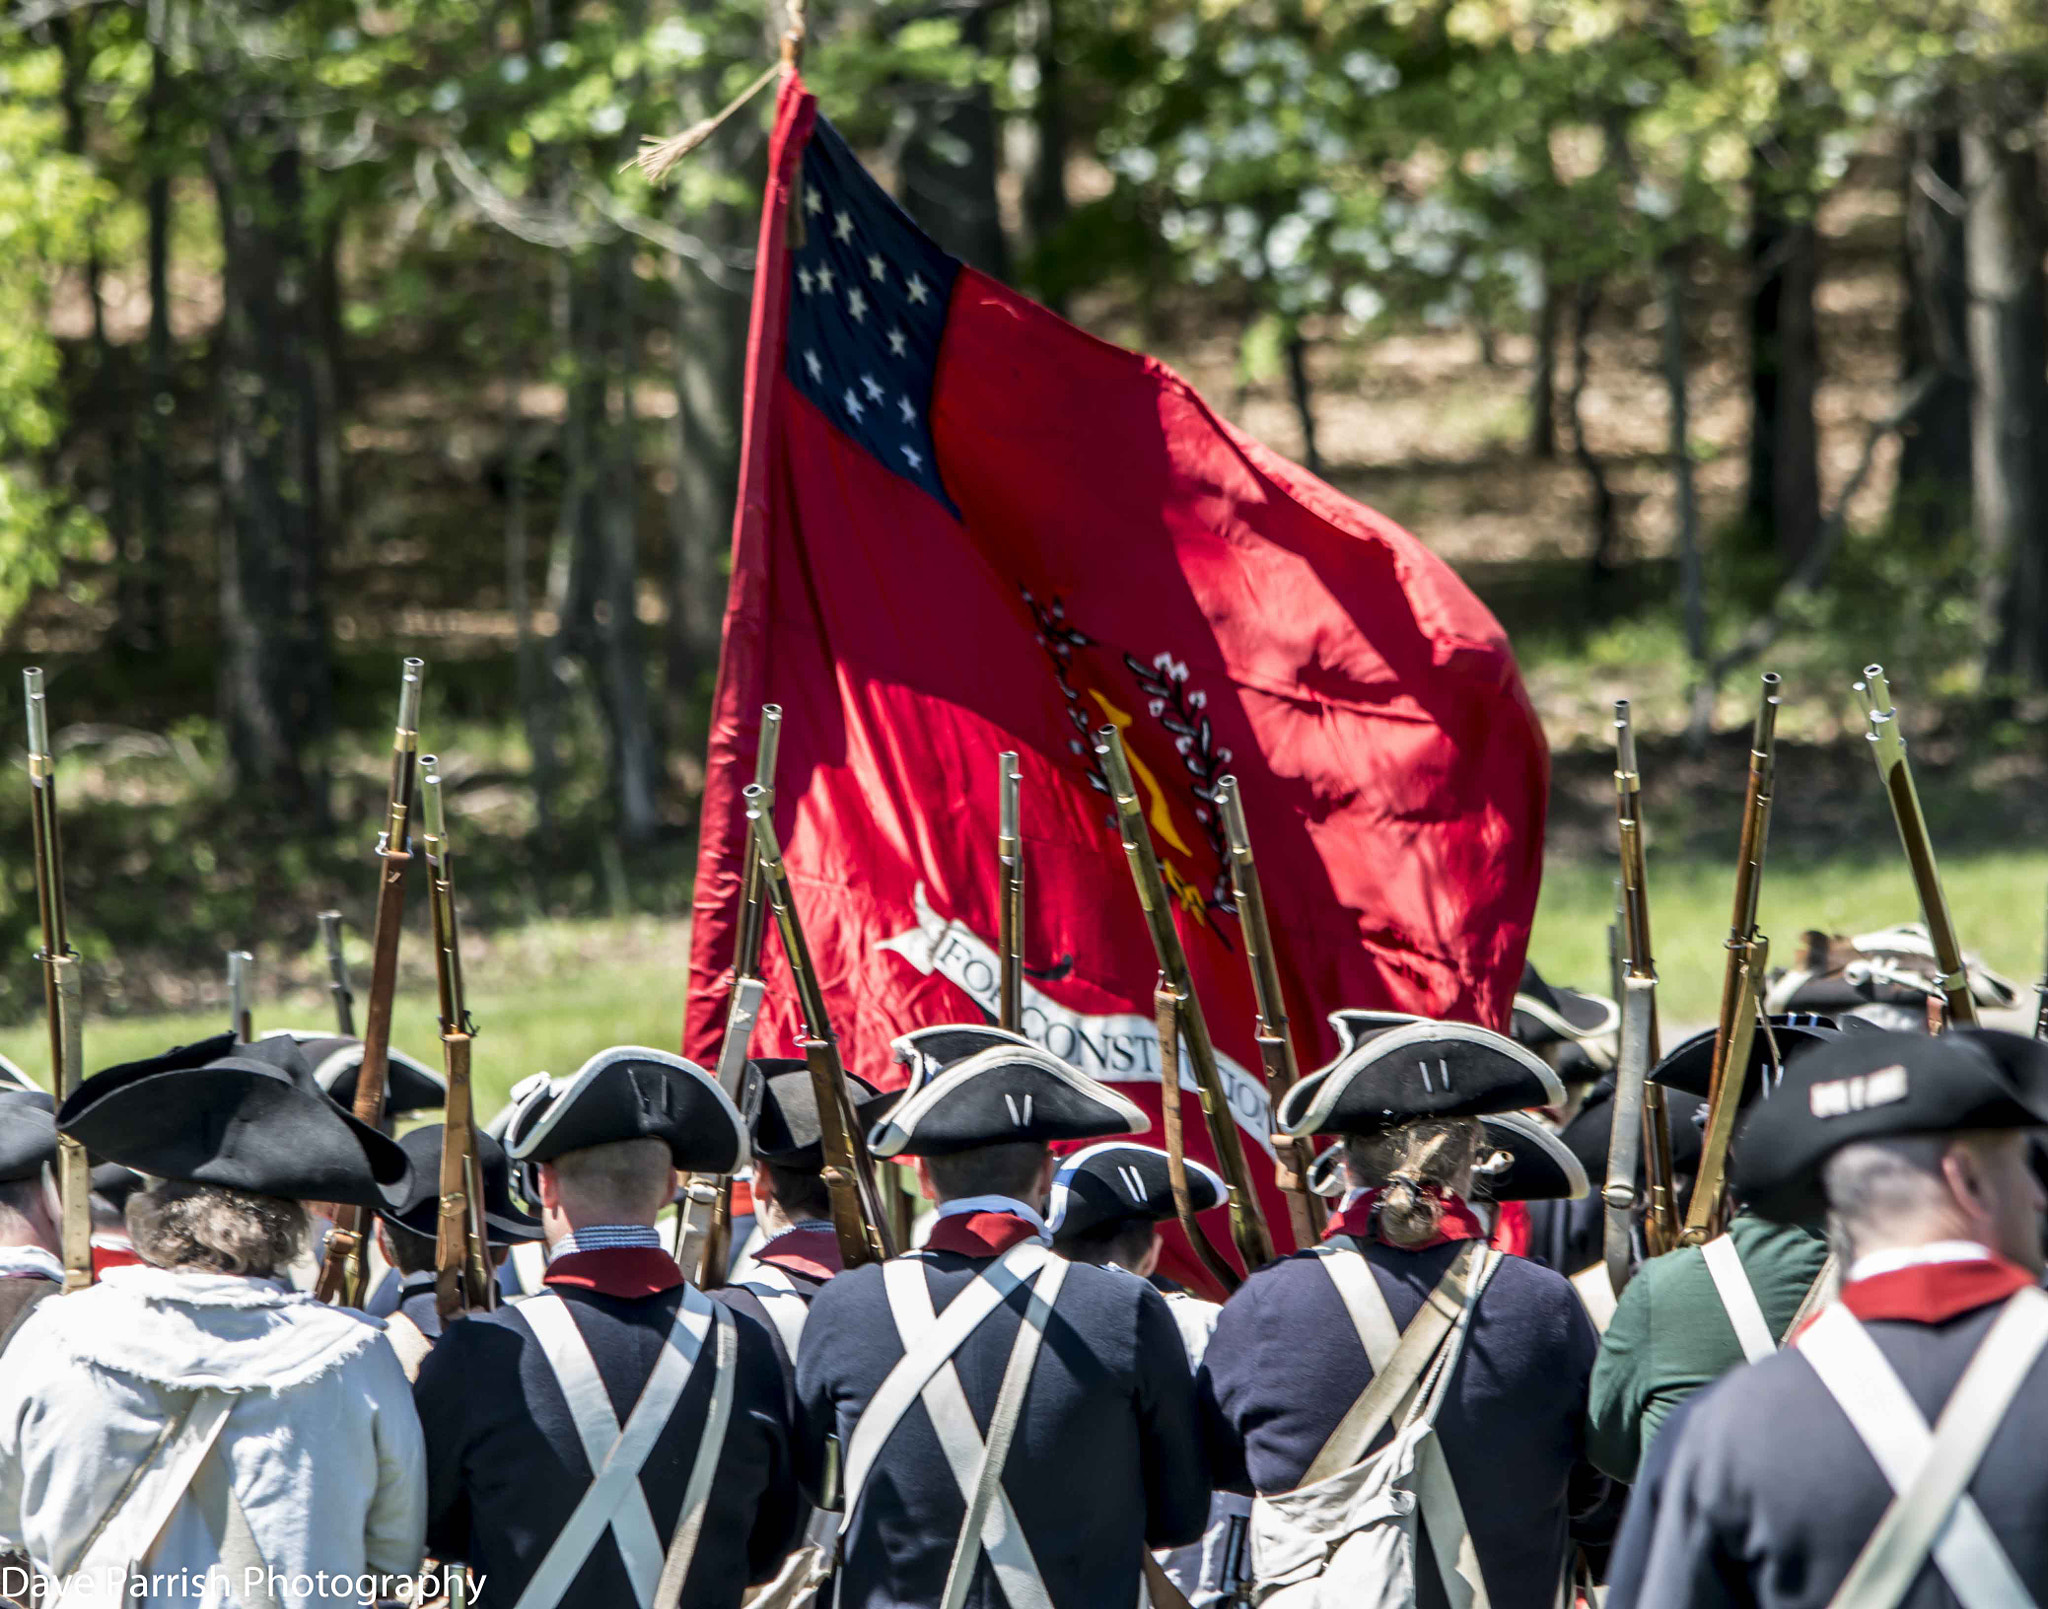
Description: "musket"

(997, 753), (1025, 1034)
(1610, 702), (1679, 1266)
(319, 910), (356, 1037)
(1096, 726), (1274, 1284)
(227, 950), (254, 1042)
(678, 704), (781, 1287)
(421, 758), (493, 1319)
(315, 658), (425, 1306)
(1216, 776), (1324, 1248)
(746, 784), (895, 1270)
(1855, 666), (1976, 1027)
(1684, 674), (1779, 1246)
(24, 670), (91, 1292)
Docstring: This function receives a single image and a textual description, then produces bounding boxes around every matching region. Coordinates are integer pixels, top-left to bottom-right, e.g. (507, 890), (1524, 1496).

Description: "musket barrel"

(23, 669), (49, 761)
(757, 704), (783, 788)
(319, 910), (355, 1038)
(998, 753), (1024, 1033)
(228, 950), (254, 1041)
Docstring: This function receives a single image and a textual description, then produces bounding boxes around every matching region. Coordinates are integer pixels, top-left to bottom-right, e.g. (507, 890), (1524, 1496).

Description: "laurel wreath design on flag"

(1021, 586), (1235, 927)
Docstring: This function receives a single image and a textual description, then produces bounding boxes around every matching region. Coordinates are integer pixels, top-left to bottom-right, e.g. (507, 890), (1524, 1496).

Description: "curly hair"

(1344, 1118), (1482, 1248)
(127, 1181), (308, 1278)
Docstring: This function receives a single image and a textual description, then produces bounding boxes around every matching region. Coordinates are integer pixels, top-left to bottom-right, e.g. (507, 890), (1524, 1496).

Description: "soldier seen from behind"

(0, 1091), (60, 1351)
(1624, 1027), (2048, 1609)
(796, 1041), (1211, 1609)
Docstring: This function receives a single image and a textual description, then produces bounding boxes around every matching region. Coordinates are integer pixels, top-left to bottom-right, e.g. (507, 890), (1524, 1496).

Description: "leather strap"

(935, 1254), (1070, 1609)
(1701, 1234), (1777, 1364)
(875, 1253), (1054, 1609)
(650, 1303), (738, 1609)
(839, 1242), (1051, 1527)
(1801, 1293), (2046, 1609)
(511, 1287), (719, 1609)
(1302, 1243), (1489, 1486)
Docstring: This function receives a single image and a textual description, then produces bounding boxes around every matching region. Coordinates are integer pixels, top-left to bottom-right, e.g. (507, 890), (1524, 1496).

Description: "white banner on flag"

(879, 883), (1275, 1157)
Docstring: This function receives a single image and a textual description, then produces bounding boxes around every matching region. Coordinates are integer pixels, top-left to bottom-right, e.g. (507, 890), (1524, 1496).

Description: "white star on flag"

(798, 265), (815, 294)
(898, 395), (915, 424)
(902, 444), (923, 470)
(906, 274), (930, 305)
(834, 210), (855, 242)
(887, 328), (908, 357)
(805, 350), (824, 382)
(868, 254), (887, 282)
(844, 387), (865, 420)
(803, 187), (822, 215)
(847, 288), (867, 323)
(862, 374), (884, 402)
(815, 264), (835, 293)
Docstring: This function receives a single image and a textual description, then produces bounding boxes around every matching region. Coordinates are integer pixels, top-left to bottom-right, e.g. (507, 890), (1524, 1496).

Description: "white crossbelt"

(512, 1286), (735, 1609)
(735, 1262), (812, 1358)
(1798, 1289), (2048, 1609)
(839, 1242), (1068, 1609)
(1702, 1235), (1778, 1364)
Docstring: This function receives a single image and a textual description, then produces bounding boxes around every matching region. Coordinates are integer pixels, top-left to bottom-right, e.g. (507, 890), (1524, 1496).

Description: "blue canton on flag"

(784, 116), (961, 512)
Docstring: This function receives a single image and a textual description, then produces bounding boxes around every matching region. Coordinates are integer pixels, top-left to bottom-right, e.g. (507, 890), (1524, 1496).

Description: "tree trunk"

(1570, 280), (1622, 578)
(1894, 121), (1972, 548)
(310, 207), (350, 547)
(1528, 262), (1557, 460)
(899, 5), (1010, 277)
(1285, 333), (1324, 479)
(208, 120), (332, 825)
(667, 269), (740, 705)
(1745, 131), (1822, 567)
(1665, 256), (1710, 741)
(135, 36), (173, 653)
(501, 256), (557, 840)
(1962, 114), (2048, 687)
(1026, 0), (1069, 311)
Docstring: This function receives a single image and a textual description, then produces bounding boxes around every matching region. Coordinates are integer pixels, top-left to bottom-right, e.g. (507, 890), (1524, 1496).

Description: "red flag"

(686, 76), (1548, 1291)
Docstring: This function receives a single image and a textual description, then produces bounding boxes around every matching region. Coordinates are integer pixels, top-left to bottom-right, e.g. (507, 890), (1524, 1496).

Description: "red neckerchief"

(923, 1211), (1044, 1259)
(91, 1237), (143, 1278)
(756, 1225), (843, 1283)
(1838, 1257), (2037, 1326)
(1322, 1188), (1487, 1251)
(1489, 1200), (1531, 1258)
(544, 1246), (686, 1298)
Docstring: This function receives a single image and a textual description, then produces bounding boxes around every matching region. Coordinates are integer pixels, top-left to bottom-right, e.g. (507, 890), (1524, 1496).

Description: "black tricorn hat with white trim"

(891, 1024), (1037, 1092)
(1734, 1028), (2048, 1223)
(1471, 1110), (1588, 1203)
(1650, 1013), (1879, 1107)
(1326, 1010), (1427, 1057)
(0, 1088), (57, 1182)
(1279, 1020), (1565, 1139)
(276, 1031), (448, 1117)
(380, 1124), (544, 1244)
(752, 1059), (902, 1167)
(57, 1032), (412, 1208)
(503, 1046), (746, 1173)
(867, 1044), (1148, 1158)
(1046, 1141), (1225, 1240)
(1510, 963), (1620, 1047)
(0, 1052), (33, 1094)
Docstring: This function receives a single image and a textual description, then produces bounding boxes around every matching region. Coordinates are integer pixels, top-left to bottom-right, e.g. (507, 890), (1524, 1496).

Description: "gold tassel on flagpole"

(630, 0), (807, 186)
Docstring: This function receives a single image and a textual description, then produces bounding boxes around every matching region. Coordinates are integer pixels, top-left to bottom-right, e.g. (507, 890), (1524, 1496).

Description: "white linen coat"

(0, 1265), (426, 1609)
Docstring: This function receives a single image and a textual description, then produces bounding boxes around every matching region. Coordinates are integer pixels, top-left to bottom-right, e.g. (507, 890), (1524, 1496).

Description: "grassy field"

(7, 846), (2042, 1112)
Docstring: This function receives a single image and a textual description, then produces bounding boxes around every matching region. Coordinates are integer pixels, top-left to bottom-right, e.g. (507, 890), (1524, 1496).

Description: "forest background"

(0, 0), (2045, 1098)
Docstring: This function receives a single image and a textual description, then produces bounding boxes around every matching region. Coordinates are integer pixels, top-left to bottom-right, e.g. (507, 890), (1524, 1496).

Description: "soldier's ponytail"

(1347, 1118), (1481, 1248)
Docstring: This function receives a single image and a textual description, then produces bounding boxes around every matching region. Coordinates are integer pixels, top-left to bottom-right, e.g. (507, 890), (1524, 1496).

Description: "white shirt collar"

(0, 1244), (61, 1282)
(935, 1194), (1051, 1245)
(1847, 1240), (1996, 1285)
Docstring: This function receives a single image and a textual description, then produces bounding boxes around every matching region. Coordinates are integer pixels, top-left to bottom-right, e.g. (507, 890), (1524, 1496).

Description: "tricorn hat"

(1326, 1010), (1427, 1057)
(379, 1125), (543, 1244)
(891, 1024), (1037, 1091)
(1766, 925), (2020, 1019)
(867, 1044), (1147, 1159)
(90, 1160), (146, 1212)
(1557, 1074), (1705, 1185)
(1046, 1141), (1226, 1240)
(503, 1046), (747, 1174)
(1510, 964), (1620, 1047)
(57, 1033), (412, 1208)
(1279, 1019), (1564, 1139)
(1471, 1110), (1588, 1203)
(1734, 1027), (2048, 1224)
(0, 1052), (34, 1094)
(1649, 1014), (1878, 1107)
(275, 1032), (447, 1118)
(0, 1088), (57, 1183)
(752, 1059), (901, 1168)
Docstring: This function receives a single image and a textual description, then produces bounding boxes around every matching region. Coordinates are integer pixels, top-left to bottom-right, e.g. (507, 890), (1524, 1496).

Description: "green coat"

(1586, 1211), (1828, 1482)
